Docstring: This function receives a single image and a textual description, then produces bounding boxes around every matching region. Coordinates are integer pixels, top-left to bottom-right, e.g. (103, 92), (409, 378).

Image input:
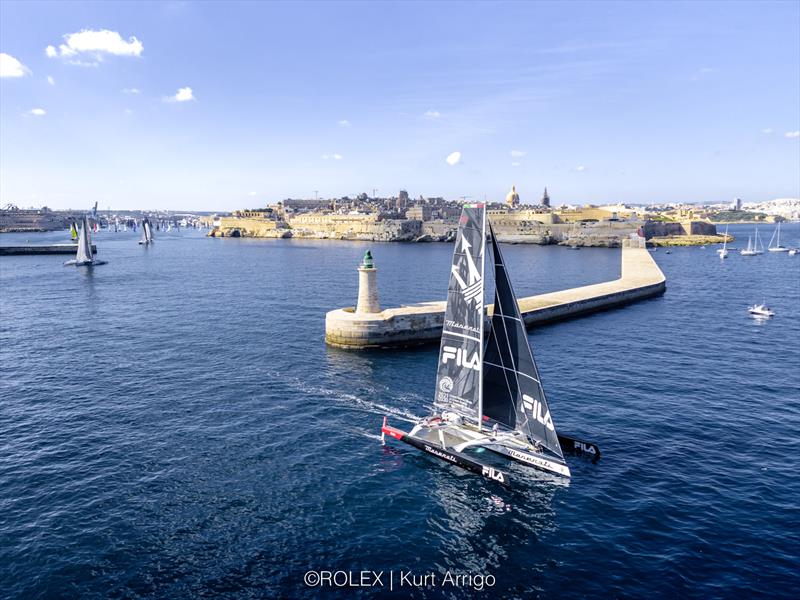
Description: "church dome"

(505, 185), (520, 206)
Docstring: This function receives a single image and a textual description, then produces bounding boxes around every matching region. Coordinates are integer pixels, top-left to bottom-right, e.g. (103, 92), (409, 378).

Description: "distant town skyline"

(1, 1), (799, 211)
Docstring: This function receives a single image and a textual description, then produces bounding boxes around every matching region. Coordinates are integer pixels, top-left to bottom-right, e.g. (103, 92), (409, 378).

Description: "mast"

(477, 205), (486, 431)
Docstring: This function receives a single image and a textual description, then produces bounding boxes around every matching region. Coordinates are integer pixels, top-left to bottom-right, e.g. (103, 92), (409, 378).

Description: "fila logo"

(481, 465), (505, 483)
(574, 441), (597, 455)
(522, 394), (555, 431)
(442, 346), (480, 371)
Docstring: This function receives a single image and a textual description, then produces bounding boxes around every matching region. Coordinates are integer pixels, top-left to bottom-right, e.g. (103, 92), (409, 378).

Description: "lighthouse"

(356, 250), (381, 314)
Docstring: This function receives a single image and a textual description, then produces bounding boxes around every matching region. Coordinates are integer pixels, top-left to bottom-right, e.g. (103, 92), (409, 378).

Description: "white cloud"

(322, 154), (343, 160)
(510, 149), (526, 158)
(762, 128), (773, 134)
(124, 109), (133, 115)
(0, 53), (30, 77)
(575, 165), (587, 172)
(165, 86), (194, 102)
(511, 161), (521, 167)
(46, 29), (143, 62)
(248, 191), (257, 196)
(785, 131), (800, 139)
(446, 151), (461, 166)
(29, 108), (46, 116)
(47, 75), (55, 85)
(122, 87), (140, 94)
(424, 109), (441, 119)
(337, 119), (351, 127)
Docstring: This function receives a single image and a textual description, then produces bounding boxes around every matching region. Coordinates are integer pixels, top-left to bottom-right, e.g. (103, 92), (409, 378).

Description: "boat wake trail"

(273, 371), (421, 424)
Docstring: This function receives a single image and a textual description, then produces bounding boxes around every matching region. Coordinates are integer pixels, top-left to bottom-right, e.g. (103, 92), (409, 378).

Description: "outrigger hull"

(382, 419), (511, 486)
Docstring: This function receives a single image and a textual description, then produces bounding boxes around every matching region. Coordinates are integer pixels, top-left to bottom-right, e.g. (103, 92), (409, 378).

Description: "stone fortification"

(643, 220), (717, 237)
(325, 238), (666, 349)
(211, 206), (716, 248)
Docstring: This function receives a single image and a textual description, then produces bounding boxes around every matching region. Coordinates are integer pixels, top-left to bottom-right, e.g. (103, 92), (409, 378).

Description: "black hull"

(558, 433), (601, 462)
(398, 433), (511, 487)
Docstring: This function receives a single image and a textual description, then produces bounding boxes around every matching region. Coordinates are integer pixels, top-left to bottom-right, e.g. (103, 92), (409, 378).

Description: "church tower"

(541, 187), (551, 207)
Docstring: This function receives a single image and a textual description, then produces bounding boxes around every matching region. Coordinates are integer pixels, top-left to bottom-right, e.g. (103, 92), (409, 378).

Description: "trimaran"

(382, 203), (600, 486)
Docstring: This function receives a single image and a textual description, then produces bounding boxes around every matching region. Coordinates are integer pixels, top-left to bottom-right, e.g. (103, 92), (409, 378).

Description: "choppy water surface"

(1, 223), (799, 599)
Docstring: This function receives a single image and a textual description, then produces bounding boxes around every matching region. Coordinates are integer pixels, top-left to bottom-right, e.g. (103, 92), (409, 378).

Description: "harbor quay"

(325, 238), (665, 349)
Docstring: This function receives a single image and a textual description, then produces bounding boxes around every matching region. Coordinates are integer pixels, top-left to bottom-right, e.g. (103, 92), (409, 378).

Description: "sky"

(1, 0), (798, 211)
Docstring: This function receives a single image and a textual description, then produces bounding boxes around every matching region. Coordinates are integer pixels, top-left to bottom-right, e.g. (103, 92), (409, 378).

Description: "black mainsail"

(433, 204), (487, 426)
(482, 226), (564, 459)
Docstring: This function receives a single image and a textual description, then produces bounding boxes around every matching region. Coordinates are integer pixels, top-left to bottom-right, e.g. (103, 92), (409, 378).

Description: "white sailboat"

(740, 228), (764, 256)
(717, 225), (729, 258)
(381, 203), (600, 485)
(64, 215), (107, 267)
(767, 222), (789, 252)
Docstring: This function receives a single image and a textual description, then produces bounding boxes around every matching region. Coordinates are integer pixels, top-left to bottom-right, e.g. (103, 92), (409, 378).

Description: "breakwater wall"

(0, 244), (97, 256)
(325, 239), (665, 349)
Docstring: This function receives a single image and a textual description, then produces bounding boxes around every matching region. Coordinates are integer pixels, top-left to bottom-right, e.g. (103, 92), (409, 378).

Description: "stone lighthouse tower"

(356, 250), (381, 314)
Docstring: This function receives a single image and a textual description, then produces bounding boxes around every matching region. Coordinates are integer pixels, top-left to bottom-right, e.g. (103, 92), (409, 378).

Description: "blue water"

(1, 223), (799, 599)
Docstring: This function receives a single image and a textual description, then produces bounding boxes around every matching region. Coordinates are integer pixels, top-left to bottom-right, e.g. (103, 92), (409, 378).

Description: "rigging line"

(490, 229), (561, 454)
(491, 238), (529, 433)
(484, 361), (539, 383)
(486, 319), (517, 426)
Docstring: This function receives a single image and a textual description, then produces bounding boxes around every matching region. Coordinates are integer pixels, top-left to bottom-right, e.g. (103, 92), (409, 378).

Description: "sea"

(1, 223), (798, 599)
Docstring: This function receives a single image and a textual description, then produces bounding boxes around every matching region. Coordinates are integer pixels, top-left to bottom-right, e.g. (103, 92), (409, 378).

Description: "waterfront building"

(406, 204), (432, 221)
(732, 197), (743, 211)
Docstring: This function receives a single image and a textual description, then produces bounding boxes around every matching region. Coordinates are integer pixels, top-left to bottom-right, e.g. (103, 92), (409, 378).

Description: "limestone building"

(505, 185), (520, 208)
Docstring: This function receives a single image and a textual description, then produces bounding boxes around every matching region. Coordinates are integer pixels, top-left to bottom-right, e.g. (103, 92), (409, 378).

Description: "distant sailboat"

(740, 228), (764, 256)
(139, 218), (154, 245)
(64, 215), (107, 267)
(69, 221), (78, 242)
(717, 225), (729, 258)
(768, 222), (789, 252)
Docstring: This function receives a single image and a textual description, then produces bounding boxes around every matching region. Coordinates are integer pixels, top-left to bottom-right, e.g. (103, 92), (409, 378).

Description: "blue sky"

(1, 0), (798, 211)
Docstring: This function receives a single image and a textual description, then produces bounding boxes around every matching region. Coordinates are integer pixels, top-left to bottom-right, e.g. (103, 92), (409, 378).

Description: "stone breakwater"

(325, 240), (666, 349)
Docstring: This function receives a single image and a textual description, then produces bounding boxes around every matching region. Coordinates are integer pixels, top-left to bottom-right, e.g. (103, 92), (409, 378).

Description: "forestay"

(482, 227), (564, 458)
(433, 204), (486, 424)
